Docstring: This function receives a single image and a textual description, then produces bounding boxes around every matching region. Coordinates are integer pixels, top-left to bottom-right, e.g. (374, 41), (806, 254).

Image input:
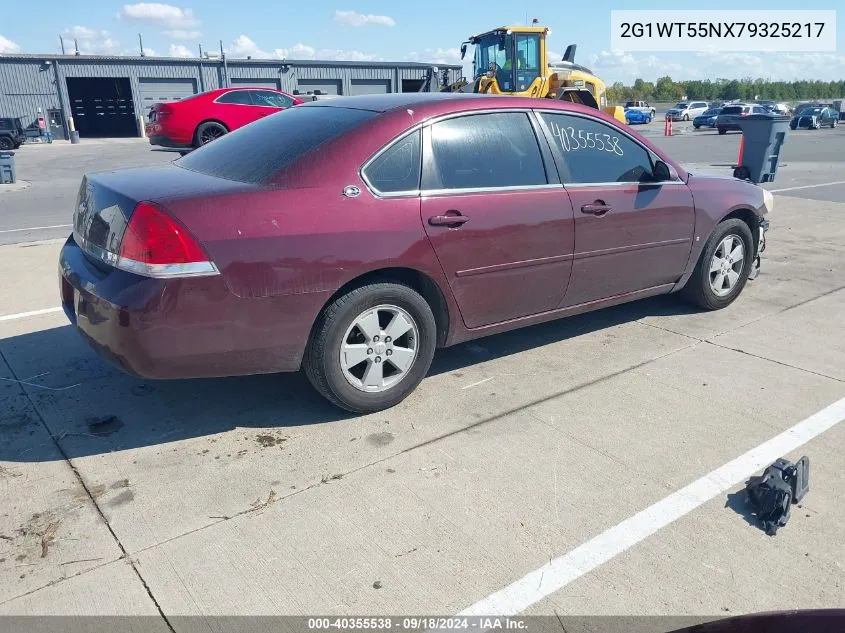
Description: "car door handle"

(429, 213), (469, 227)
(581, 203), (612, 216)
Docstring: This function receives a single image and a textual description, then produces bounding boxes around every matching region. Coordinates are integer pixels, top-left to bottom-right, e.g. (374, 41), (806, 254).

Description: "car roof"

(294, 92), (604, 118)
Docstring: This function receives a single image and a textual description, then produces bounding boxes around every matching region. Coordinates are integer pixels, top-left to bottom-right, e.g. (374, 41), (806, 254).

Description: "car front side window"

(423, 112), (548, 191)
(538, 112), (655, 184)
(253, 90), (293, 108)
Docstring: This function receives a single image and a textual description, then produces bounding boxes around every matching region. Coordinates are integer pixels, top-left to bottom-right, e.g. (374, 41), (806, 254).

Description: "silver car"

(666, 101), (709, 121)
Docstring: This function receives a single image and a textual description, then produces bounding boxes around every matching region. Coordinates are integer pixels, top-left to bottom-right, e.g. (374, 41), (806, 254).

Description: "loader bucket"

(557, 89), (598, 109)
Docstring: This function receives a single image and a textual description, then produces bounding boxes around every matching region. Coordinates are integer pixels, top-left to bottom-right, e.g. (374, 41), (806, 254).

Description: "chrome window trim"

(562, 181), (687, 189)
(421, 109), (551, 193)
(422, 183), (564, 197)
(360, 108), (548, 199)
(212, 90), (257, 106)
(213, 89), (292, 108)
(360, 125), (424, 199)
(360, 106), (685, 198)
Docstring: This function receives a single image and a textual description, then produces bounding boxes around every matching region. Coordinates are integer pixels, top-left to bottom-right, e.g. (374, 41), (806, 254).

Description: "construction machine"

(423, 25), (624, 123)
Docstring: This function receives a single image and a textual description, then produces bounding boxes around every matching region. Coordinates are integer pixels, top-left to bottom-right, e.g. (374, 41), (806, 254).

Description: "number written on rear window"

(539, 113), (655, 184)
(423, 112), (547, 190)
(363, 129), (421, 194)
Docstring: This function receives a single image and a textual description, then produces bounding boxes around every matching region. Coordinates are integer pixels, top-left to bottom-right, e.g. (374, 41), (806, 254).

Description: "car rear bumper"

(147, 134), (191, 149)
(59, 236), (327, 379)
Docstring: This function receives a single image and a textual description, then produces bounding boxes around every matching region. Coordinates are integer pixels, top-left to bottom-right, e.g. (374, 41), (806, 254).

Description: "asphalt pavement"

(0, 126), (844, 626)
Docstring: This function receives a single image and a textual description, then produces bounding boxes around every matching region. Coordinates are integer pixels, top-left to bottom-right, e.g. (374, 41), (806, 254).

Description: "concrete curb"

(0, 180), (30, 193)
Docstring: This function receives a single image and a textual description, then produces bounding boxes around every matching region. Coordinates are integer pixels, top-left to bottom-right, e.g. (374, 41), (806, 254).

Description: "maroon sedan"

(60, 93), (772, 413)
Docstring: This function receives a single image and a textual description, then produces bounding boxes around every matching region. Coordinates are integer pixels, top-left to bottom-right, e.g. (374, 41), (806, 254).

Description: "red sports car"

(61, 93), (772, 413)
(145, 87), (302, 149)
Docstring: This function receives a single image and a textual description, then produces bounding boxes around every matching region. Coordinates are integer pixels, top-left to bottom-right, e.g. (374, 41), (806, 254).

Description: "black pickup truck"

(0, 117), (26, 150)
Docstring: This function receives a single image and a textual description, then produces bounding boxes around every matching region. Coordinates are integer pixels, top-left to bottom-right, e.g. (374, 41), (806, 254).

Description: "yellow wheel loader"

(425, 25), (624, 123)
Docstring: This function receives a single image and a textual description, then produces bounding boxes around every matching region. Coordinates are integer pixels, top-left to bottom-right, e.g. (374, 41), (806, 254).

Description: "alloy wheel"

(339, 305), (419, 393)
(709, 234), (745, 297)
(200, 125), (225, 144)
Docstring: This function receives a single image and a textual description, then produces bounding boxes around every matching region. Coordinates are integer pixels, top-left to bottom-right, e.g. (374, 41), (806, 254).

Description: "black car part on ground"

(745, 456), (809, 535)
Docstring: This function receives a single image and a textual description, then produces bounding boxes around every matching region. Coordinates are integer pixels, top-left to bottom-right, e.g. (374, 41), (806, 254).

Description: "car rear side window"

(538, 112), (654, 184)
(177, 105), (378, 184)
(363, 129), (421, 194)
(0, 120), (9, 130)
(423, 112), (547, 190)
(216, 90), (252, 105)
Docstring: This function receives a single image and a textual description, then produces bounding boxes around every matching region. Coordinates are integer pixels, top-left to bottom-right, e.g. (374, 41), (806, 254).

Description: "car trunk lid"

(73, 164), (259, 268)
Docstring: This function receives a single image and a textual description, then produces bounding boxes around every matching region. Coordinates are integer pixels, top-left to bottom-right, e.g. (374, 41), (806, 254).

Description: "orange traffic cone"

(737, 135), (745, 166)
(664, 116), (673, 136)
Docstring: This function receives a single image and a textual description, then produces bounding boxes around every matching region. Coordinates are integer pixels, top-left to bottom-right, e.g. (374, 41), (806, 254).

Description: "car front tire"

(681, 218), (754, 311)
(717, 127), (726, 135)
(303, 282), (437, 413)
(0, 137), (13, 150)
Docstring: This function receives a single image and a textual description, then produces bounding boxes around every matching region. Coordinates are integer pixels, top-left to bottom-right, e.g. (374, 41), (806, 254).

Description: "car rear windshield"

(721, 106), (743, 115)
(176, 105), (378, 184)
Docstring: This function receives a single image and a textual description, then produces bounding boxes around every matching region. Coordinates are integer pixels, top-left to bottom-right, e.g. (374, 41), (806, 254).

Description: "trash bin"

(733, 113), (790, 184)
(0, 150), (15, 184)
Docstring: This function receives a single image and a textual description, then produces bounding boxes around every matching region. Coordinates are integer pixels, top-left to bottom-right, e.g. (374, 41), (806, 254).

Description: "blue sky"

(0, 1), (842, 83)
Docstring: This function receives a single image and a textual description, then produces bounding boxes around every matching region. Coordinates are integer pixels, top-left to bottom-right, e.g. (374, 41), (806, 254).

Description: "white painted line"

(0, 224), (72, 235)
(462, 376), (496, 390)
(459, 394), (845, 618)
(0, 307), (63, 322)
(769, 180), (845, 193)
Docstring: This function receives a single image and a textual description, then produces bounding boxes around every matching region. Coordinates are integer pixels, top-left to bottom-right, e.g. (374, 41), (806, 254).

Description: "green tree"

(654, 75), (682, 101)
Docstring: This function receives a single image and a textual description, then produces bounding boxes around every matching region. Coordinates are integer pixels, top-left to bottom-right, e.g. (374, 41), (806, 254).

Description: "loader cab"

(470, 27), (544, 95)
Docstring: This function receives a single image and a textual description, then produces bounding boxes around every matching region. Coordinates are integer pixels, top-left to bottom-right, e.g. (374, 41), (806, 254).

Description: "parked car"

(60, 93), (772, 413)
(624, 101), (656, 118)
(831, 99), (845, 121)
(145, 87), (303, 149)
(693, 107), (722, 129)
(790, 106), (838, 129)
(624, 108), (652, 125)
(0, 117), (26, 150)
(666, 101), (709, 121)
(716, 104), (767, 134)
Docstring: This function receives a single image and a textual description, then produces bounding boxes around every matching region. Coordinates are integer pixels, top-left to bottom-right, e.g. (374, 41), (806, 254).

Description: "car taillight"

(117, 202), (218, 278)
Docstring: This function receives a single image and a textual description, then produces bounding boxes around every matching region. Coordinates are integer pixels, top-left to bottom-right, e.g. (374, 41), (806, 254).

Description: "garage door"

(230, 78), (280, 90)
(296, 79), (342, 95)
(138, 78), (198, 110)
(350, 80), (391, 95)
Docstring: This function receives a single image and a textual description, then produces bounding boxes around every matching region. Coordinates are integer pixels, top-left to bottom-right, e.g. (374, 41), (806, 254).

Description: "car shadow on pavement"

(0, 294), (697, 463)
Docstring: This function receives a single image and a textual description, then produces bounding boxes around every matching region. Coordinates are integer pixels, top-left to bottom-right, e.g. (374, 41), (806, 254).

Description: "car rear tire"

(681, 218), (754, 311)
(303, 282), (437, 413)
(0, 137), (13, 150)
(717, 127), (726, 135)
(693, 124), (700, 129)
(194, 121), (228, 147)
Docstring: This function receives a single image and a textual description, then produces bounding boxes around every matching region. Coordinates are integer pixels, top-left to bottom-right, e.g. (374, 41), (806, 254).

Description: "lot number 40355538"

(549, 121), (625, 156)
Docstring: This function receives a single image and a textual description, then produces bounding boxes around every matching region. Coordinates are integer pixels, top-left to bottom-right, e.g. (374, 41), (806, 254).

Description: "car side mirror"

(653, 160), (675, 182)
